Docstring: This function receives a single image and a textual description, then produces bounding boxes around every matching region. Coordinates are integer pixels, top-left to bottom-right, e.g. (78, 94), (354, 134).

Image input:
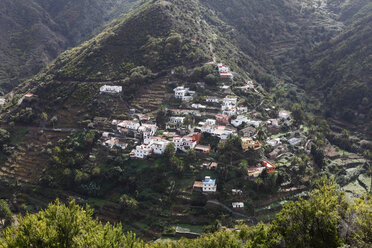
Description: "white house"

(130, 145), (152, 159)
(247, 119), (262, 128)
(218, 63), (229, 73)
(279, 110), (291, 120)
(203, 176), (217, 192)
(212, 126), (236, 139)
(219, 85), (231, 90)
(169, 116), (185, 124)
(232, 202), (244, 208)
(104, 138), (127, 149)
(237, 107), (248, 114)
(144, 136), (164, 145)
(218, 64), (234, 79)
(173, 136), (198, 152)
(267, 138), (282, 147)
(221, 96), (237, 115)
(231, 115), (249, 127)
(100, 85), (122, 94)
(232, 189), (243, 195)
(138, 123), (158, 140)
(173, 86), (195, 102)
(266, 119), (280, 128)
(191, 103), (206, 109)
(237, 81), (254, 91)
(222, 96), (237, 108)
(102, 132), (110, 138)
(288, 137), (302, 146)
(117, 120), (141, 131)
(150, 139), (170, 155)
(222, 108), (237, 116)
(200, 124), (217, 134)
(205, 119), (216, 125)
(206, 96), (219, 103)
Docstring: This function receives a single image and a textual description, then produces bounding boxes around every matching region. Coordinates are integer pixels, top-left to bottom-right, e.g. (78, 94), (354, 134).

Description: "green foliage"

(273, 178), (346, 248)
(156, 105), (167, 129)
(0, 200), (145, 248)
(311, 144), (326, 168)
(10, 107), (36, 123)
(303, 11), (372, 122)
(0, 129), (10, 146)
(0, 0), (141, 92)
(1, 180), (371, 247)
(0, 200), (13, 228)
(119, 194), (139, 211)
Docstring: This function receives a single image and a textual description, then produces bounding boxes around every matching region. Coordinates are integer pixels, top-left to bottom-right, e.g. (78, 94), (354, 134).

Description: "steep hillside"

(297, 5), (372, 132)
(0, 0), (371, 239)
(199, 0), (345, 78)
(0, 0), (141, 93)
(2, 0), (270, 126)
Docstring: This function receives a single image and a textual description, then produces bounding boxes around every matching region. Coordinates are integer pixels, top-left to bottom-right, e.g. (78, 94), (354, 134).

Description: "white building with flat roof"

(117, 120), (141, 131)
(232, 202), (244, 208)
(150, 139), (170, 155)
(203, 176), (217, 192)
(205, 119), (216, 125)
(169, 116), (185, 124)
(130, 145), (152, 159)
(173, 86), (195, 102)
(100, 85), (122, 94)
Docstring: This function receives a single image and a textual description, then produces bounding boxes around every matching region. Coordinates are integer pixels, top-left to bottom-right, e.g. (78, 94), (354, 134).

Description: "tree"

(291, 103), (305, 125)
(238, 160), (248, 176)
(119, 194), (139, 211)
(156, 105), (167, 129)
(0, 200), (13, 228)
(0, 200), (145, 247)
(50, 116), (58, 129)
(164, 142), (175, 160)
(186, 149), (197, 165)
(40, 112), (48, 128)
(272, 177), (346, 248)
(0, 129), (10, 146)
(311, 144), (326, 168)
(183, 114), (192, 127)
(256, 125), (266, 141)
(170, 156), (184, 176)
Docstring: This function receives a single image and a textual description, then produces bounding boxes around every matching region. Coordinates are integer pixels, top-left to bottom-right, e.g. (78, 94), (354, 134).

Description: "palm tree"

(368, 163), (372, 194)
(51, 116), (58, 129)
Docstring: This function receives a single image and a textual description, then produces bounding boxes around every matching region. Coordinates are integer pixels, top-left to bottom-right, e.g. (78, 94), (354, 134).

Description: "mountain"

(2, 0), (357, 122)
(297, 1), (372, 132)
(0, 0), (141, 93)
(2, 0), (270, 126)
(0, 0), (371, 240)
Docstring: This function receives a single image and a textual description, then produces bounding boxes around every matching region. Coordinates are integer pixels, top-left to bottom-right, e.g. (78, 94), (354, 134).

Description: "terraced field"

(0, 129), (69, 184)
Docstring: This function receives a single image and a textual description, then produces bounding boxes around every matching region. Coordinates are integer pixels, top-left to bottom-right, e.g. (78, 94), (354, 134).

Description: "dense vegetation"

(299, 9), (372, 128)
(0, 0), (141, 93)
(0, 179), (371, 247)
(0, 0), (371, 245)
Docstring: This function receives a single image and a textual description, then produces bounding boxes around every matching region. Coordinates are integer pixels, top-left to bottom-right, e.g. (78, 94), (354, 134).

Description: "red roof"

(24, 93), (37, 98)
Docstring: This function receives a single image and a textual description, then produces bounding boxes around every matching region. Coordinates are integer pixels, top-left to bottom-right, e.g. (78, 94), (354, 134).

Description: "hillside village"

(86, 61), (310, 221)
(0, 55), (369, 239)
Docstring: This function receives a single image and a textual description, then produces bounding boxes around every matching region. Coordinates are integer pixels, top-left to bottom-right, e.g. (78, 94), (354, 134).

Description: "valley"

(0, 0), (371, 244)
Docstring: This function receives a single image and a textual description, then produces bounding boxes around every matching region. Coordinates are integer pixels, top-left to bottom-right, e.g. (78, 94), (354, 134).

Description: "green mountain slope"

(0, 0), (141, 93)
(2, 0), (271, 125)
(298, 6), (372, 129)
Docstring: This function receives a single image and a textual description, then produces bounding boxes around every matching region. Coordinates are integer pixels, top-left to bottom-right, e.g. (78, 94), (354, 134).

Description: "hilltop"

(0, 0), (142, 93)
